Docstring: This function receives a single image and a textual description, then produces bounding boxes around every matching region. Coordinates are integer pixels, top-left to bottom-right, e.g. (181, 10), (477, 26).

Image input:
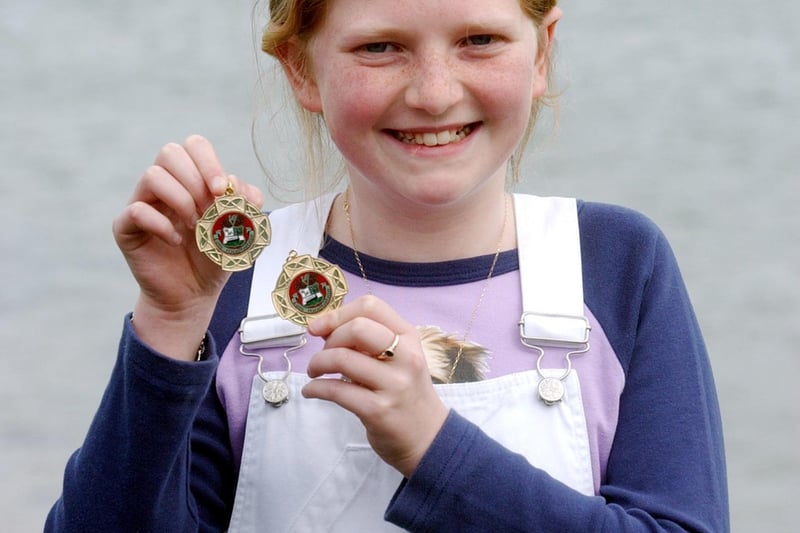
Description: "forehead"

(316, 0), (531, 35)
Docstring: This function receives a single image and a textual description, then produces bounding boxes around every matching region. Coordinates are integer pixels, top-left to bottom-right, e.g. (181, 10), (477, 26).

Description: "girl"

(47, 0), (729, 531)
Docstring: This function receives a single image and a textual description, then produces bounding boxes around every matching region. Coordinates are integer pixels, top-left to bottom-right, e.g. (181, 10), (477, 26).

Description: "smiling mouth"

(391, 124), (476, 147)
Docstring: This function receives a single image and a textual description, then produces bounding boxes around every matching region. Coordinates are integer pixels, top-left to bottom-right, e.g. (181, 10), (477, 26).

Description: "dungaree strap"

(513, 195), (590, 348)
(239, 193), (337, 349)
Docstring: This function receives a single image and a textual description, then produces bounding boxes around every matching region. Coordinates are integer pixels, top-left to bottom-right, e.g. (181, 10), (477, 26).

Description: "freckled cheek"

(472, 67), (536, 124)
(324, 96), (381, 149)
(320, 76), (396, 141)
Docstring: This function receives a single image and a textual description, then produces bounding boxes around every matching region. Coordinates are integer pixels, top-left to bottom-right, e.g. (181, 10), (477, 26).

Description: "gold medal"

(195, 182), (270, 271)
(272, 250), (348, 327)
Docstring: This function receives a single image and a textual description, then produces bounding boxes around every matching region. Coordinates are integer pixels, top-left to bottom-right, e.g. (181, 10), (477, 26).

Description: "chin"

(402, 178), (496, 208)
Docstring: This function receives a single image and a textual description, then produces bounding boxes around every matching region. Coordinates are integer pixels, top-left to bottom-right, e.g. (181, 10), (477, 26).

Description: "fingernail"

(212, 175), (227, 193)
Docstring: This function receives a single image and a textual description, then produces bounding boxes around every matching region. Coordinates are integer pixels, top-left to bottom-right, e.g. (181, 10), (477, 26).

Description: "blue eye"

(363, 42), (391, 53)
(466, 35), (494, 46)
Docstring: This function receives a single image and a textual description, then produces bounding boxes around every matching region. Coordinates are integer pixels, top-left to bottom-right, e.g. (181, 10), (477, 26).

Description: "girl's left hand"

(303, 295), (449, 478)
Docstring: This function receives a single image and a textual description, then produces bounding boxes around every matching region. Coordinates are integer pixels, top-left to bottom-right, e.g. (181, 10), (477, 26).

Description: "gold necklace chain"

(342, 191), (509, 383)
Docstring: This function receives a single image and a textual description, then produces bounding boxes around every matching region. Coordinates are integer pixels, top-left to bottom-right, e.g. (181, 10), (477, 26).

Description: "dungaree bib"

(228, 194), (594, 532)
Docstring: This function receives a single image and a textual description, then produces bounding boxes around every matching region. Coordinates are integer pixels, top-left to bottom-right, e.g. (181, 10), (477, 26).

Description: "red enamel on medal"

(196, 187), (271, 271)
(272, 251), (348, 327)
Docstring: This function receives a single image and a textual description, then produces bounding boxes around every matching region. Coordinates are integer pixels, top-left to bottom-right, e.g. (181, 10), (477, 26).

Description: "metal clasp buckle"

(518, 312), (591, 349)
(519, 313), (592, 406)
(239, 314), (306, 349)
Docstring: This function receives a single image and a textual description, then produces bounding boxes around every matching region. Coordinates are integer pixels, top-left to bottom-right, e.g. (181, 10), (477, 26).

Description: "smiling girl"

(47, 0), (728, 531)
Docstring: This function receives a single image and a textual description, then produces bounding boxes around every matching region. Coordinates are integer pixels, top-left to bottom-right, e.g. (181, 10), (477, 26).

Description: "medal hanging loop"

(239, 336), (307, 407)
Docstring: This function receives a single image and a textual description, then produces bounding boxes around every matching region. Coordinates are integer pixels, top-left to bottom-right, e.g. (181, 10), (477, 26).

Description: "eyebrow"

(337, 15), (520, 44)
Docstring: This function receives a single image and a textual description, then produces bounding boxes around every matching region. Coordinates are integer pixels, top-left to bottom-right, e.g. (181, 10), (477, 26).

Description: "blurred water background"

(1, 1), (797, 531)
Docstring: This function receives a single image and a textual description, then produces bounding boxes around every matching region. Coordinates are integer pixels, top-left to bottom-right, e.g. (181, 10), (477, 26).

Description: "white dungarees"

(228, 194), (593, 532)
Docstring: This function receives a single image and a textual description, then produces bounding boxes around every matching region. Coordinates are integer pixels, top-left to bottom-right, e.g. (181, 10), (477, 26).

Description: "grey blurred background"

(1, 1), (797, 531)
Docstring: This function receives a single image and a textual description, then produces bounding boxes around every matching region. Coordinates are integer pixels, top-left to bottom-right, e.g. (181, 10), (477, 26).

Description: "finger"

(153, 141), (221, 216)
(306, 343), (392, 388)
(308, 295), (412, 340)
(133, 165), (199, 229)
(113, 200), (183, 246)
(183, 135), (228, 195)
(320, 316), (401, 359)
(301, 374), (377, 410)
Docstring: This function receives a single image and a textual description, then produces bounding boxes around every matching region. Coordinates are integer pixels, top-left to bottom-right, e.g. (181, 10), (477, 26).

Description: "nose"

(404, 53), (463, 116)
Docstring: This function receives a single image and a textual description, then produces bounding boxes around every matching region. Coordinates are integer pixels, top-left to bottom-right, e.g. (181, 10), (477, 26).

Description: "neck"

(329, 184), (516, 263)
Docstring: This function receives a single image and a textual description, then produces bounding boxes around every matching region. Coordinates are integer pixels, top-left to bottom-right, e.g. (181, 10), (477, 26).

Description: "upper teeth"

(395, 125), (473, 146)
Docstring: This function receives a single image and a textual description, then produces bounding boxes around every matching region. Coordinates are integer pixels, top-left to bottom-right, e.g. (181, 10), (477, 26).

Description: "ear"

(532, 6), (562, 99)
(276, 37), (322, 113)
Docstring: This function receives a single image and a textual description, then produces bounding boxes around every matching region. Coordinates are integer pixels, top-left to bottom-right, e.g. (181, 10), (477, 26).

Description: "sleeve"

(46, 270), (252, 532)
(45, 317), (223, 532)
(385, 205), (729, 532)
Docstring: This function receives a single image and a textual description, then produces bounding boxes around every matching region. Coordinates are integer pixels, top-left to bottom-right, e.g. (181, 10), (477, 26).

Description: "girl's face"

(289, 0), (555, 210)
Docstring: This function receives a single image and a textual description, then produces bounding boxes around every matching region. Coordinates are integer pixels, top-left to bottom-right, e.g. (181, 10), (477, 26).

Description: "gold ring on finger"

(377, 333), (400, 360)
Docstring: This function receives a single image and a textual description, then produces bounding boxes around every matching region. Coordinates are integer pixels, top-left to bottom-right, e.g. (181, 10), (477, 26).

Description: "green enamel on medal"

(195, 183), (271, 271)
(272, 251), (348, 326)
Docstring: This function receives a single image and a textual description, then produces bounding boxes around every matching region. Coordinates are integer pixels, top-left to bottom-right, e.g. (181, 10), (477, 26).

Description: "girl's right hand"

(112, 135), (263, 360)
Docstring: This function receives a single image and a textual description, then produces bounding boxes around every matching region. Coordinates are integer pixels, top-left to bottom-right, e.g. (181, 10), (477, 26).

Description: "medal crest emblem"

(273, 251), (347, 326)
(195, 182), (270, 271)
